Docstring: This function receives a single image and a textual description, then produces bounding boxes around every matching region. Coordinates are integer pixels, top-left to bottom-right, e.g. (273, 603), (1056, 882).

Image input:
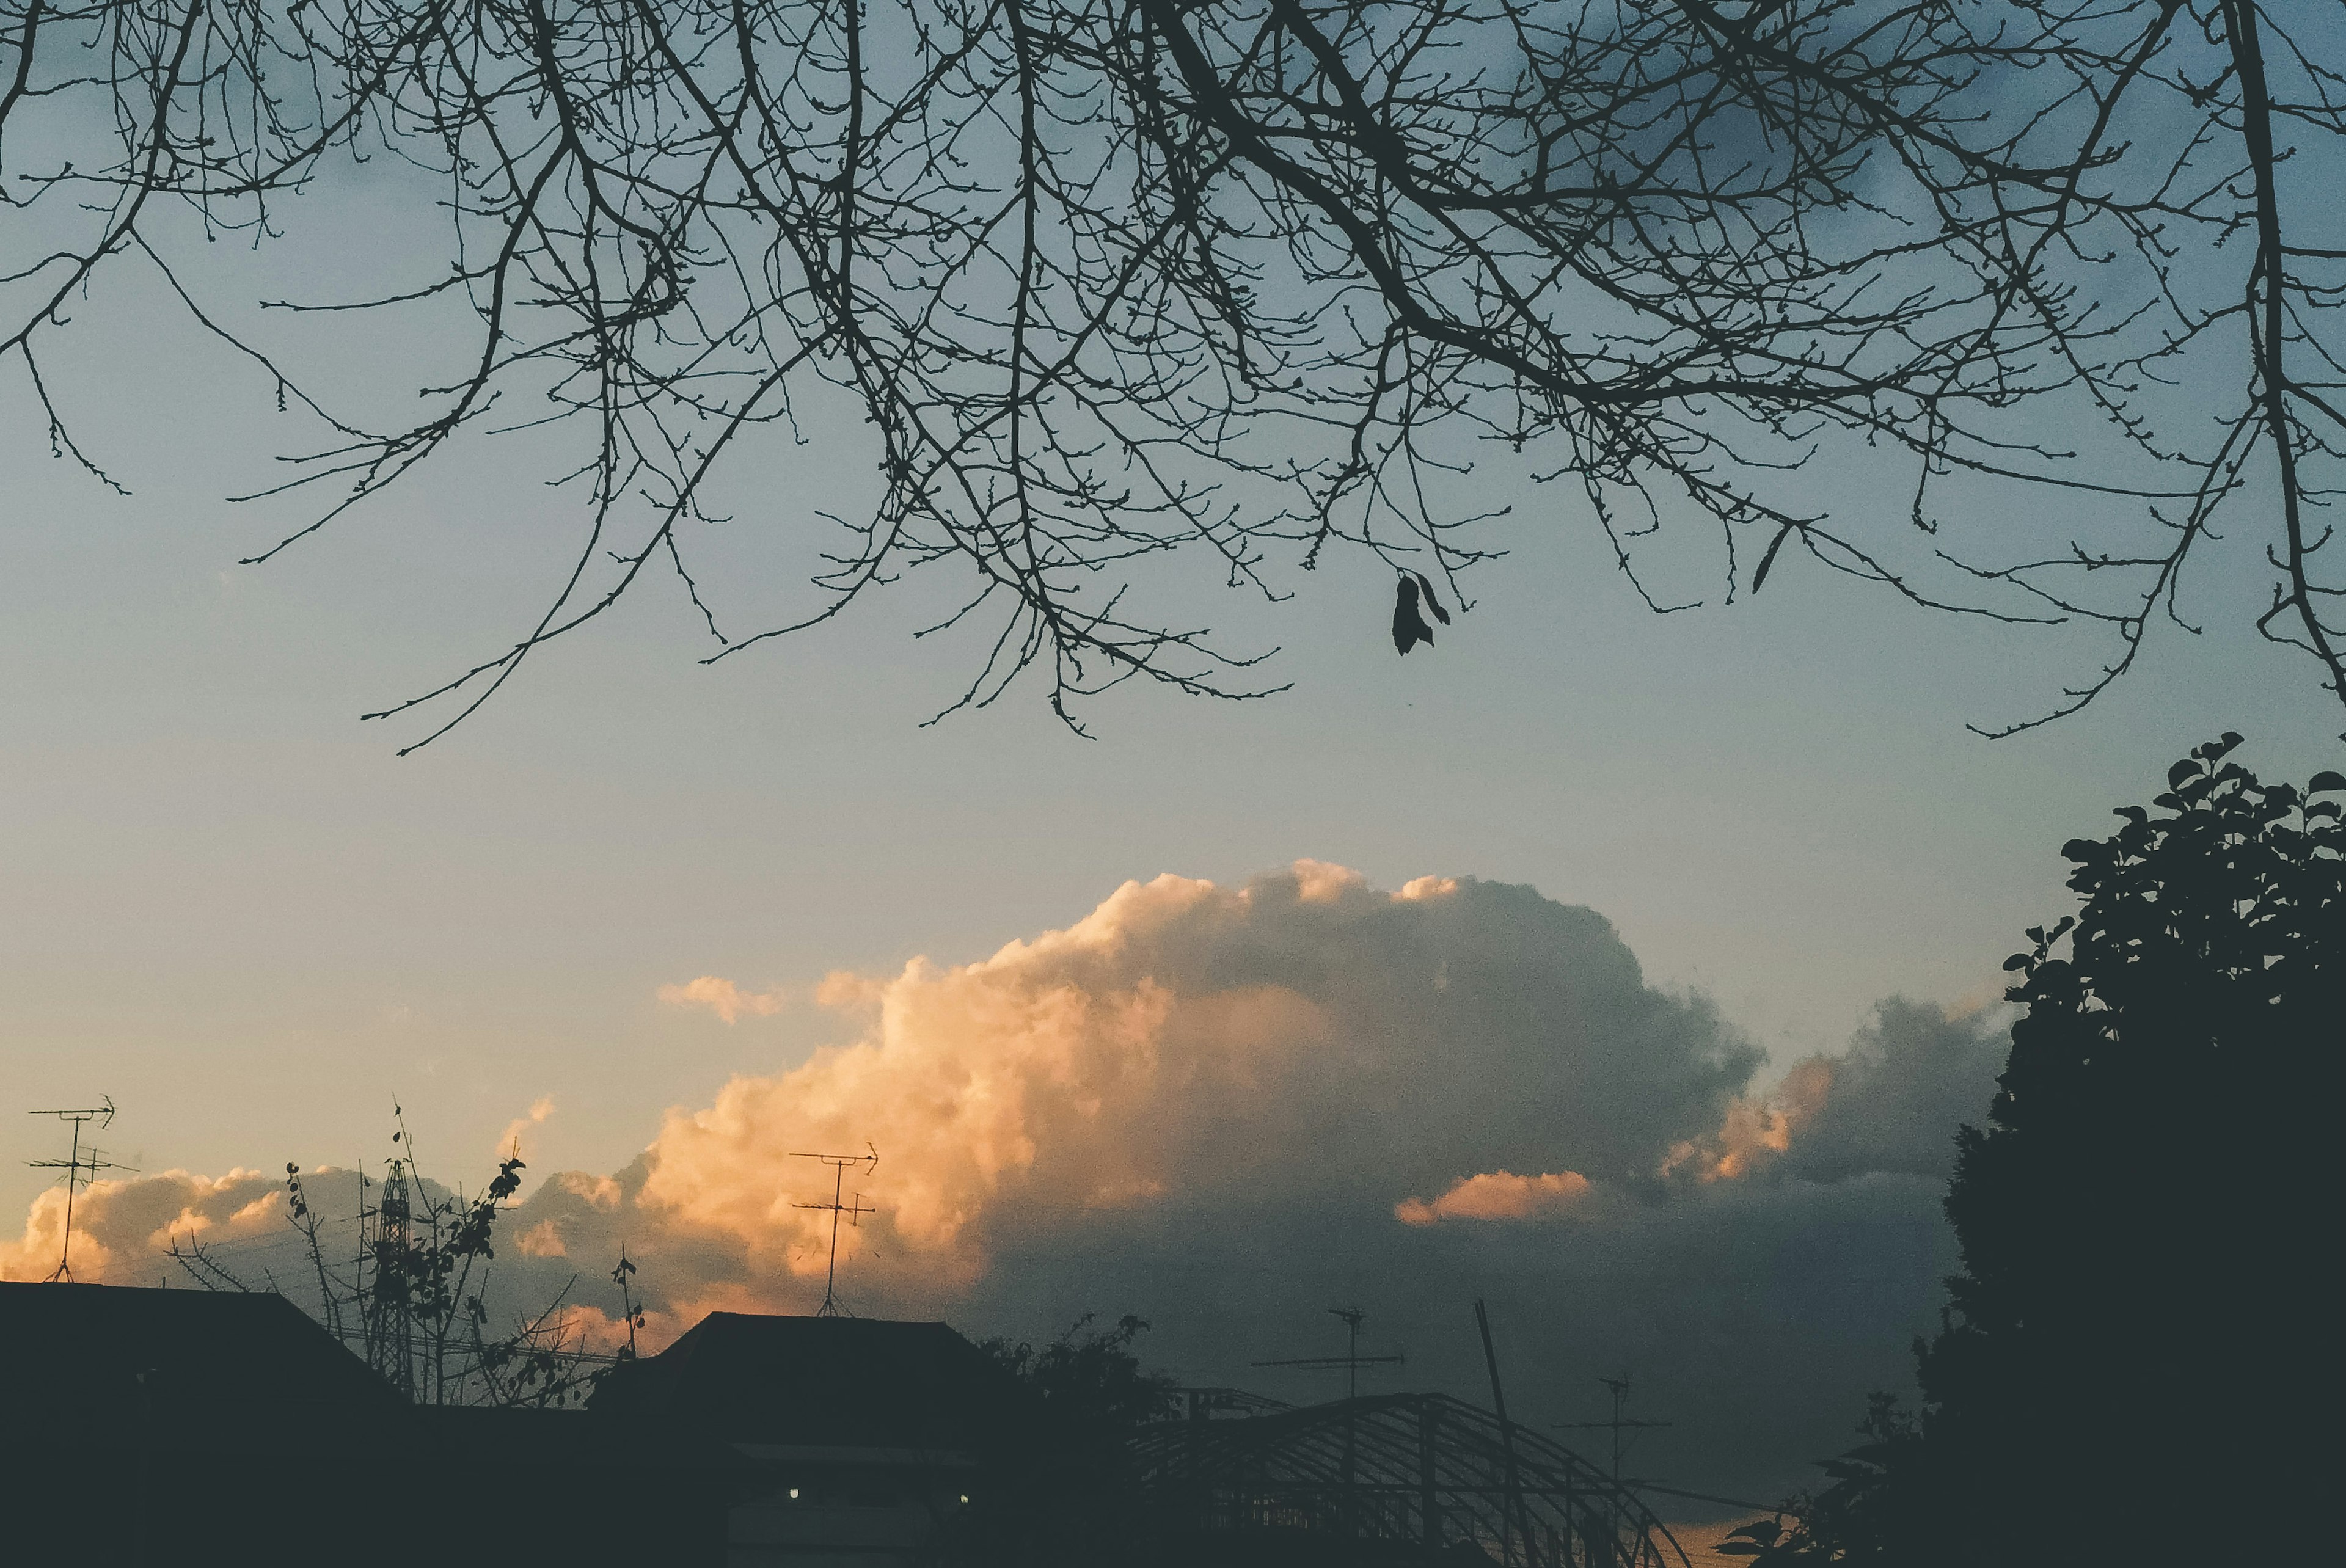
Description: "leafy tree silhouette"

(1743, 735), (2342, 1565)
(982, 1311), (1180, 1438)
(965, 1314), (1180, 1566)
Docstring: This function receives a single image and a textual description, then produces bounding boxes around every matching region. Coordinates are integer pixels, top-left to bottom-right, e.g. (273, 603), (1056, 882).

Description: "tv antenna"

(1252, 1305), (1405, 1401)
(1555, 1375), (1675, 1485)
(791, 1143), (878, 1318)
(27, 1096), (134, 1283)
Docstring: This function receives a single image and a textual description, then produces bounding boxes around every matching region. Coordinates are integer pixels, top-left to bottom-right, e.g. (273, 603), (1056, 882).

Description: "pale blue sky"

(2, 146), (2338, 1223)
(4, 268), (2330, 1224)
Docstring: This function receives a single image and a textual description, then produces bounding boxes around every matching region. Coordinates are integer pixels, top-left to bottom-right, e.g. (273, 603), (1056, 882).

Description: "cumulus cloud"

(657, 975), (786, 1023)
(1777, 999), (2006, 1182)
(1, 1167), (310, 1285)
(612, 863), (1760, 1304)
(0, 865), (2017, 1499)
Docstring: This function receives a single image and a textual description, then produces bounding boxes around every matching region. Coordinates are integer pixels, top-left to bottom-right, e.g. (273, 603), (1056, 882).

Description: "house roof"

(0, 1286), (742, 1567)
(587, 1312), (1028, 1451)
(0, 1281), (398, 1430)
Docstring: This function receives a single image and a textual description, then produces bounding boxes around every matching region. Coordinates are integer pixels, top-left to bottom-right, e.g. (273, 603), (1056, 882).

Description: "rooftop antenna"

(1253, 1307), (1405, 1542)
(27, 1096), (134, 1283)
(791, 1143), (877, 1318)
(1555, 1374), (1675, 1487)
(1252, 1305), (1405, 1400)
(1557, 1374), (1675, 1550)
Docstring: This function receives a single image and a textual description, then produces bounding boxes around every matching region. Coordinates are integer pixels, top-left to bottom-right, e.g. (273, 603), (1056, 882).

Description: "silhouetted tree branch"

(174, 1114), (632, 1408)
(2, 1), (2341, 738)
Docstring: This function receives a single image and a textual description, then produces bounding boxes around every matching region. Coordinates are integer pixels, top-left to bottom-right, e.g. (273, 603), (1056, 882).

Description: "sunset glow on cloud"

(0, 1167), (294, 1286)
(612, 862), (1776, 1310)
(637, 870), (1348, 1290)
(1662, 1059), (1835, 1183)
(657, 975), (787, 1023)
(7, 864), (1752, 1296)
(1394, 1169), (1592, 1225)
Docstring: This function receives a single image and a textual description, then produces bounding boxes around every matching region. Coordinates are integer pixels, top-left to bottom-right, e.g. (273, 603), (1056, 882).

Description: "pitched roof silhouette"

(0, 1280), (397, 1428)
(0, 1284), (743, 1567)
(588, 1312), (1026, 1449)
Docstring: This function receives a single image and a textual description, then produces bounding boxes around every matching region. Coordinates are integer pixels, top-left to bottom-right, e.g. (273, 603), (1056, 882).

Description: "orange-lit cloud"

(635, 872), (1339, 1293)
(1394, 1169), (1591, 1225)
(604, 862), (1761, 1312)
(5, 864), (1782, 1316)
(1662, 1057), (1835, 1182)
(0, 1168), (294, 1283)
(658, 975), (786, 1023)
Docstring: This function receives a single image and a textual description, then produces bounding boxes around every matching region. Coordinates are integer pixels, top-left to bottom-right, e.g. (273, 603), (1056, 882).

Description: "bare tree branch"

(2, 0), (2341, 738)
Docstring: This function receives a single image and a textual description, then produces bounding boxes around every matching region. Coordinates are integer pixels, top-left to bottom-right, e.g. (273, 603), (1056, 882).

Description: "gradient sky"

(2, 147), (2339, 1508)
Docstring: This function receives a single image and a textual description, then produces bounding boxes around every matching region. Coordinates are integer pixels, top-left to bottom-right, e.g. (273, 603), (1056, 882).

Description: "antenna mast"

(1555, 1375), (1675, 1486)
(791, 1143), (877, 1318)
(1555, 1375), (1675, 1548)
(26, 1096), (134, 1282)
(1251, 1305), (1405, 1400)
(1252, 1305), (1406, 1542)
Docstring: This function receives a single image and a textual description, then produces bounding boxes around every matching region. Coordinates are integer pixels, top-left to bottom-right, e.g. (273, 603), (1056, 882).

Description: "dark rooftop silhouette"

(0, 1279), (400, 1423)
(590, 1311), (1028, 1449)
(0, 1283), (737, 1566)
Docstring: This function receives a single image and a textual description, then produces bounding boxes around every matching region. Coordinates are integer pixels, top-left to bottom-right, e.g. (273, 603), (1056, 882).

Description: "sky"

(3, 93), (2342, 1518)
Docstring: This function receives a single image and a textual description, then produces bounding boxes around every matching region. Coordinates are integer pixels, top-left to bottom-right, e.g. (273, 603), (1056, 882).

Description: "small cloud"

(658, 975), (786, 1024)
(1395, 1169), (1591, 1226)
(515, 1219), (568, 1258)
(494, 1096), (556, 1165)
(555, 1172), (624, 1213)
(1291, 859), (1365, 903)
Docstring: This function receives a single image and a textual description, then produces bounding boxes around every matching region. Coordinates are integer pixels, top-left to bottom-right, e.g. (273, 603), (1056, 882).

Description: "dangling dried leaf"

(1413, 572), (1451, 625)
(1393, 577), (1436, 655)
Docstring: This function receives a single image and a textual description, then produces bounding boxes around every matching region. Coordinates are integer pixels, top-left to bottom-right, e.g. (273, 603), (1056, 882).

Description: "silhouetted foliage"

(175, 1110), (633, 1407)
(1751, 735), (2342, 1564)
(4, 2), (2343, 736)
(1721, 1396), (1931, 1564)
(982, 1311), (1181, 1437)
(967, 1313), (1178, 1565)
